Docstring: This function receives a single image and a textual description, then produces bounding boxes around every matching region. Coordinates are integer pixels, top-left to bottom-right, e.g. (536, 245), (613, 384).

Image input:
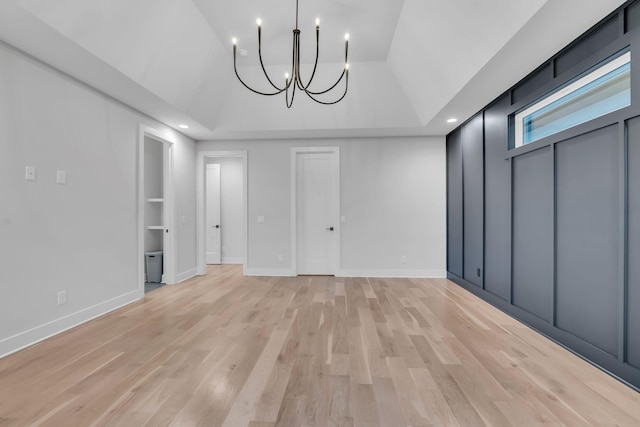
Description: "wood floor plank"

(371, 377), (407, 427)
(329, 375), (351, 418)
(221, 329), (289, 427)
(0, 265), (638, 426)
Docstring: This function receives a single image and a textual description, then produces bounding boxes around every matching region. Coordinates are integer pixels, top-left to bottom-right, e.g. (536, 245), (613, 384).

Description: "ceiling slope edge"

(423, 0), (628, 135)
(387, 0), (548, 131)
(0, 1), (213, 139)
(210, 60), (425, 139)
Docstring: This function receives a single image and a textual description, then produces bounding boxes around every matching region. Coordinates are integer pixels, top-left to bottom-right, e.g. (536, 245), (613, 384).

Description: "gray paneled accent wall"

(555, 125), (620, 357)
(483, 96), (511, 300)
(554, 16), (619, 76)
(512, 147), (553, 322)
(462, 115), (484, 287)
(446, 129), (463, 278)
(445, 0), (640, 390)
(628, 117), (640, 369)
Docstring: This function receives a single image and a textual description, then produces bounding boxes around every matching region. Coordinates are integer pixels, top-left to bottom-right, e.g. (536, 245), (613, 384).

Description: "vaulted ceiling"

(0, 0), (627, 140)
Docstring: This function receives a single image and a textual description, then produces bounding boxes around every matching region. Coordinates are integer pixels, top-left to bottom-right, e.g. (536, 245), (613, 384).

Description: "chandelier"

(232, 0), (350, 108)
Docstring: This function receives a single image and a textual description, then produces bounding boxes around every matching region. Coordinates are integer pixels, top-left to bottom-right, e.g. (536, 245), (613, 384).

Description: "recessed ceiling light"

(447, 118), (458, 123)
(178, 124), (189, 129)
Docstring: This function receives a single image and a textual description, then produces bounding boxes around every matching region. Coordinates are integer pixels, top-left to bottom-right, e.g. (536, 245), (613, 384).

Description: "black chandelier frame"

(232, 0), (350, 108)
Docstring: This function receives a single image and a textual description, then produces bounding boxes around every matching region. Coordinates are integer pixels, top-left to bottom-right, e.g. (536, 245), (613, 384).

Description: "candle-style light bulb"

(285, 72), (290, 80)
(345, 63), (350, 70)
(344, 33), (350, 41)
(232, 38), (238, 46)
(256, 18), (262, 27)
(315, 18), (320, 27)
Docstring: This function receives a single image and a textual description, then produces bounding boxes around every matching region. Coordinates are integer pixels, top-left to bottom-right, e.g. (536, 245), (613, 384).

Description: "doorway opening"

(197, 151), (248, 275)
(138, 126), (175, 295)
(291, 147), (341, 276)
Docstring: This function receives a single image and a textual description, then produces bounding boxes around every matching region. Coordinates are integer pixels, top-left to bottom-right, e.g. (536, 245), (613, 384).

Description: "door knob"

(326, 226), (334, 231)
(214, 225), (220, 229)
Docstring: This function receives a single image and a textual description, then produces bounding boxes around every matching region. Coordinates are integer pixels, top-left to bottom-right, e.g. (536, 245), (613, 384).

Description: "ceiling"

(0, 0), (628, 140)
(194, 0), (404, 65)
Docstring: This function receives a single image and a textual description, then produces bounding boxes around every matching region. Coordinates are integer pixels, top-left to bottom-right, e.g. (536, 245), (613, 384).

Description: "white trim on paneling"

(0, 290), (140, 359)
(222, 257), (244, 265)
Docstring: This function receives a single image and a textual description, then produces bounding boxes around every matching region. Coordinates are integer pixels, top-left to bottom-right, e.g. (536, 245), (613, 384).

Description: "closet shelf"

(147, 198), (164, 203)
(147, 226), (165, 230)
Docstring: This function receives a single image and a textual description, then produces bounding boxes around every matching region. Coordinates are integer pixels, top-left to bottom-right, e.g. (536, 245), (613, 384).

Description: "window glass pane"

(514, 52), (631, 147)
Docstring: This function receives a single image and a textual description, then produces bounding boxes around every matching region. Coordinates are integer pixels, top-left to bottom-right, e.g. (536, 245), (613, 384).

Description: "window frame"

(513, 51), (631, 148)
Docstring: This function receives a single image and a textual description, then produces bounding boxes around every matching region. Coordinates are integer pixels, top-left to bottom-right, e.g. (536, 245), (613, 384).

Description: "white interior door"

(296, 151), (339, 275)
(206, 164), (221, 264)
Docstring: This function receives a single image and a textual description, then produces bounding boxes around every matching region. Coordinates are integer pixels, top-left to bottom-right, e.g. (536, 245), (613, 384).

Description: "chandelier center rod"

(295, 0), (299, 29)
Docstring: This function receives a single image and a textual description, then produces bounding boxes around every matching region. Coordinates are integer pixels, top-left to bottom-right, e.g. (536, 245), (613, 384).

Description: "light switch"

(340, 216), (346, 223)
(257, 216), (265, 223)
(181, 216), (186, 225)
(25, 166), (36, 181)
(56, 170), (66, 184)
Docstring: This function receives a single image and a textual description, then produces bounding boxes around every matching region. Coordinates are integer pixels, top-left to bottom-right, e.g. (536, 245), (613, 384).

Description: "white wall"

(206, 157), (244, 263)
(0, 41), (197, 357)
(198, 137), (446, 277)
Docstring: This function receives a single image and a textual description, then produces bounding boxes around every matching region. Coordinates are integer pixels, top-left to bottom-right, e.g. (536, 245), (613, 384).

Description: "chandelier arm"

(257, 27), (285, 91)
(304, 72), (348, 105)
(234, 47), (286, 96)
(294, 30), (302, 90)
(345, 38), (349, 63)
(306, 39), (348, 95)
(295, 33), (305, 91)
(296, 27), (320, 91)
(305, 68), (346, 95)
(286, 78), (297, 108)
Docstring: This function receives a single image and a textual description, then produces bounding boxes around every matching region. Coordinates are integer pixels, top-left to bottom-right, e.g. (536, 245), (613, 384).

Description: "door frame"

(205, 163), (222, 265)
(290, 146), (341, 276)
(196, 150), (248, 275)
(137, 125), (176, 295)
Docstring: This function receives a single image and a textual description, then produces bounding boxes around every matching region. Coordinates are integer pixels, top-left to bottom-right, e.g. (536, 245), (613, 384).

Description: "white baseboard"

(176, 268), (197, 283)
(243, 268), (446, 279)
(0, 290), (140, 360)
(244, 268), (296, 277)
(221, 257), (243, 265)
(336, 269), (447, 278)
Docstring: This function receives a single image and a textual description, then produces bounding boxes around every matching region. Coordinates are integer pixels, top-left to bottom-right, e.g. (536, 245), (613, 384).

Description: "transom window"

(514, 51), (631, 148)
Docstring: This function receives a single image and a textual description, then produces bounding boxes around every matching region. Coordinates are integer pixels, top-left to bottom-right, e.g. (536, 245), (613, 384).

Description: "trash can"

(145, 251), (163, 283)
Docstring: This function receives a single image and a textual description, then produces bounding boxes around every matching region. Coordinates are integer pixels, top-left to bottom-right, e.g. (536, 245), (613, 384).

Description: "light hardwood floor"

(1, 265), (639, 426)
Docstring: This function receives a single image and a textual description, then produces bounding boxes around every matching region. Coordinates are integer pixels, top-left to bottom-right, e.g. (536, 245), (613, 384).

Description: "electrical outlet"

(25, 166), (36, 181)
(278, 254), (284, 262)
(401, 255), (407, 263)
(57, 290), (67, 306)
(476, 268), (481, 277)
(258, 216), (265, 224)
